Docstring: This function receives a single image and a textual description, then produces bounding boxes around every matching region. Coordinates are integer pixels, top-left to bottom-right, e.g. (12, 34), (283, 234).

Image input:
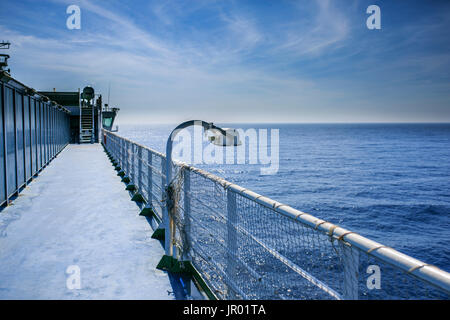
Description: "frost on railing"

(102, 130), (450, 300)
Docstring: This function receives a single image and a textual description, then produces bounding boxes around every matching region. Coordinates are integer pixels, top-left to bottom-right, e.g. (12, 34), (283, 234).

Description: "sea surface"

(117, 123), (450, 272)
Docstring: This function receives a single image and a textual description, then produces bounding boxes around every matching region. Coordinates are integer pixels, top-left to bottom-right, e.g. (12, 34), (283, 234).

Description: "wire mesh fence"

(103, 129), (450, 300)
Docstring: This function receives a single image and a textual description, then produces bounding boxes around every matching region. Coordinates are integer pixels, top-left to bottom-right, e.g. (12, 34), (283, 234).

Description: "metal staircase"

(79, 86), (96, 143)
(79, 103), (94, 143)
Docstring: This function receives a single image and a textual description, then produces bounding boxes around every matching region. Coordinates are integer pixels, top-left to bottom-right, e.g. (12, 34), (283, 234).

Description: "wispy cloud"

(265, 0), (349, 58)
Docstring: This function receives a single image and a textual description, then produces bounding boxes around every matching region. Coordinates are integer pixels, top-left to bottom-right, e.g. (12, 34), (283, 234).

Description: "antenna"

(107, 81), (111, 106)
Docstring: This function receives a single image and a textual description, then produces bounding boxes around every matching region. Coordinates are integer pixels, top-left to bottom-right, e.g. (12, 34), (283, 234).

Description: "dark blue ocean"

(118, 123), (450, 272)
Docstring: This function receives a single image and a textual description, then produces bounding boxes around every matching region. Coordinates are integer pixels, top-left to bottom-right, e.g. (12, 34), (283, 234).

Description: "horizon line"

(115, 121), (450, 125)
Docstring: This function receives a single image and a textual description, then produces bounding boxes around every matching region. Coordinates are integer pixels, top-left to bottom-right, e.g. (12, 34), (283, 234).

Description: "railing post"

(126, 140), (130, 175)
(13, 89), (18, 194)
(182, 168), (191, 261)
(113, 134), (117, 161)
(107, 132), (110, 151)
(39, 102), (42, 170)
(112, 134), (116, 158)
(91, 99), (94, 143)
(49, 105), (52, 159)
(115, 135), (118, 159)
(45, 103), (47, 161)
(116, 135), (119, 160)
(48, 104), (50, 161)
(30, 99), (34, 176)
(112, 134), (115, 157)
(226, 188), (238, 299)
(47, 104), (49, 161)
(168, 166), (181, 260)
(341, 243), (359, 300)
(34, 100), (37, 174)
(1, 84), (8, 204)
(22, 94), (26, 186)
(147, 150), (153, 207)
(122, 139), (126, 171)
(121, 137), (124, 168)
(162, 158), (171, 256)
(78, 88), (81, 144)
(53, 107), (55, 155)
(120, 137), (124, 169)
(131, 143), (135, 184)
(48, 104), (50, 160)
(116, 135), (119, 162)
(116, 135), (119, 163)
(42, 102), (44, 166)
(51, 106), (53, 158)
(137, 145), (142, 191)
(126, 140), (129, 174)
(51, 106), (53, 157)
(28, 97), (32, 180)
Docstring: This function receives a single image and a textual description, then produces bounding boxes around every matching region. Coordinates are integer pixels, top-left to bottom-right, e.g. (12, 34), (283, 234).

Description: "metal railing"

(1, 74), (71, 207)
(102, 129), (450, 300)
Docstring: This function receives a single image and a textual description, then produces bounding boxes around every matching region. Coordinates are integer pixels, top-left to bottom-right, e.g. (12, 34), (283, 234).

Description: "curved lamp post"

(161, 120), (240, 267)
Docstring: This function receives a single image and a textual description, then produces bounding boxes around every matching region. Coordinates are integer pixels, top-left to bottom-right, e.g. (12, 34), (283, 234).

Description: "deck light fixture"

(161, 120), (240, 262)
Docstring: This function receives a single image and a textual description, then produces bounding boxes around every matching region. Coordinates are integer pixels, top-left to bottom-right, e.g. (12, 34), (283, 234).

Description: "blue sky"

(1, 0), (449, 123)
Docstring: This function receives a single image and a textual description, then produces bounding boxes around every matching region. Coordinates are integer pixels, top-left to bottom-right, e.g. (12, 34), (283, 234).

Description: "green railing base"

(131, 192), (144, 202)
(125, 184), (136, 191)
(155, 257), (218, 300)
(139, 206), (158, 219)
(122, 176), (130, 183)
(151, 227), (165, 241)
(117, 170), (125, 177)
(156, 255), (189, 273)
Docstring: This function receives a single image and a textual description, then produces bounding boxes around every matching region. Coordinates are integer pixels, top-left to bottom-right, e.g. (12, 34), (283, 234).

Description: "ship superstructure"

(39, 87), (119, 144)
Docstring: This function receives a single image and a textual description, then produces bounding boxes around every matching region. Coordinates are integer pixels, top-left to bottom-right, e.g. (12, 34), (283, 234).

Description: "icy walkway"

(0, 144), (175, 299)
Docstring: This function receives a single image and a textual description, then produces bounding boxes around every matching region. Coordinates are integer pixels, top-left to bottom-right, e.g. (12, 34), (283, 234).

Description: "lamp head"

(205, 127), (242, 146)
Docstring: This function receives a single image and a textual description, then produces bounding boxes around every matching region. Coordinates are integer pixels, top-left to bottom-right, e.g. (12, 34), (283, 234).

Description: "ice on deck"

(0, 144), (175, 299)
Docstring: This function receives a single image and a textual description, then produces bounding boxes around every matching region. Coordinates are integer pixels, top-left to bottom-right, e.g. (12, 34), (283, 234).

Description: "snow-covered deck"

(0, 144), (176, 299)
